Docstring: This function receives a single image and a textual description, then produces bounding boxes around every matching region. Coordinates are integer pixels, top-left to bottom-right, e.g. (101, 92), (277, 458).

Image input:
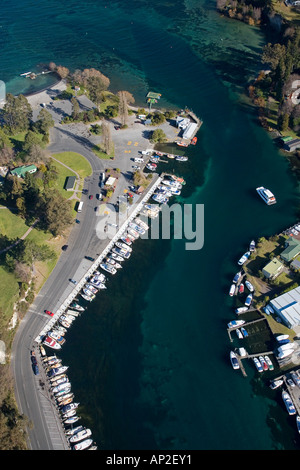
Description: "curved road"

(11, 124), (109, 450)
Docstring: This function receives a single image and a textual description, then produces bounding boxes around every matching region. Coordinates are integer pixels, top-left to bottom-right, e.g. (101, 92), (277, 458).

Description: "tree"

(262, 43), (286, 71)
(56, 65), (69, 79)
(86, 76), (106, 109)
(3, 94), (32, 134)
(71, 97), (80, 120)
(35, 108), (54, 135)
(40, 190), (73, 235)
(118, 91), (135, 127)
(101, 122), (113, 155)
(23, 130), (41, 153)
(150, 128), (167, 143)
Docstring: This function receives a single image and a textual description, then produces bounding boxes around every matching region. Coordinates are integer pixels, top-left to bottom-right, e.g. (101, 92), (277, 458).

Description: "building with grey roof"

(270, 286), (300, 328)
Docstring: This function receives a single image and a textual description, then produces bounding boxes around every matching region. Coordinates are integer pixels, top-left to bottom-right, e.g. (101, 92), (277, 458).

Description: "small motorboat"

(282, 391), (296, 415)
(269, 379), (283, 390)
(241, 327), (248, 337)
(259, 356), (268, 371)
(253, 357), (263, 372)
(229, 284), (236, 296)
(236, 328), (243, 339)
(43, 336), (61, 350)
(227, 320), (245, 329)
(230, 351), (240, 370)
(191, 137), (197, 145)
(238, 283), (244, 294)
(297, 416), (300, 434)
(244, 294), (253, 307)
(249, 240), (256, 252)
(176, 141), (189, 147)
(72, 438), (93, 451)
(264, 356), (274, 370)
(238, 251), (250, 266)
(69, 428), (92, 444)
(235, 306), (248, 315)
(245, 280), (254, 292)
(232, 271), (242, 284)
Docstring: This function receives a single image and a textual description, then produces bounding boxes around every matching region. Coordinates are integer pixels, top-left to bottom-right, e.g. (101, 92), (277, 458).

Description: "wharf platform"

(175, 111), (203, 146)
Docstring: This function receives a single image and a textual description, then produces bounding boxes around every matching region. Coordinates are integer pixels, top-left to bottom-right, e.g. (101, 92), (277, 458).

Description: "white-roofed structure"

(270, 286), (300, 328)
(182, 122), (198, 140)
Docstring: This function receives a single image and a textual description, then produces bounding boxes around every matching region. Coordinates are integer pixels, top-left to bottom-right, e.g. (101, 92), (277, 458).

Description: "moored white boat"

(233, 271), (242, 284)
(80, 293), (95, 302)
(227, 320), (245, 329)
(269, 379), (283, 390)
(70, 302), (85, 311)
(259, 356), (268, 371)
(282, 390), (296, 415)
(69, 428), (92, 443)
(244, 294), (253, 307)
(245, 280), (254, 292)
(100, 263), (117, 275)
(235, 306), (248, 314)
(43, 335), (61, 350)
(238, 251), (250, 266)
(64, 415), (80, 424)
(229, 284), (236, 296)
(296, 416), (300, 433)
(230, 351), (240, 370)
(249, 240), (256, 252)
(236, 328), (243, 339)
(72, 438), (93, 451)
(256, 186), (276, 205)
(253, 357), (263, 372)
(264, 356), (274, 370)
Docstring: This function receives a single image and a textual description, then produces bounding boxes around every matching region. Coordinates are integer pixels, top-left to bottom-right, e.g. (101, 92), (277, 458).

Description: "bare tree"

(118, 91), (135, 127)
(102, 122), (113, 155)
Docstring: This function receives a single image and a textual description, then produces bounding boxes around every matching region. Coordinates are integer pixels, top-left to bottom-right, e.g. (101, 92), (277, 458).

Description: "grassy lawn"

(0, 266), (19, 327)
(52, 152), (92, 179)
(92, 143), (115, 160)
(0, 209), (31, 239)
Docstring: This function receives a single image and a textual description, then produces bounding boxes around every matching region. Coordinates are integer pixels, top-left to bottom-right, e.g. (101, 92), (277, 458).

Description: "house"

(10, 165), (37, 179)
(64, 176), (76, 191)
(262, 258), (284, 279)
(270, 286), (300, 329)
(291, 259), (300, 271)
(283, 138), (300, 152)
(280, 237), (300, 263)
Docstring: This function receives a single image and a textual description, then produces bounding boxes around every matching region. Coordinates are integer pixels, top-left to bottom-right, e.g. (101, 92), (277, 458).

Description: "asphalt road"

(10, 101), (160, 449)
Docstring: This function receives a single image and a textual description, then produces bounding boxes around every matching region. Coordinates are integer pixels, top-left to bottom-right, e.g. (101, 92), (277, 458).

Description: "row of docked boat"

(151, 151), (189, 162)
(152, 175), (184, 204)
(40, 350), (97, 450)
(252, 355), (274, 372)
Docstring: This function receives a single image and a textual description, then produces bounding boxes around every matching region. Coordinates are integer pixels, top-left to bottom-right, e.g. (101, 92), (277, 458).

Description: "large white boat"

(230, 351), (240, 370)
(115, 241), (132, 252)
(70, 302), (85, 311)
(256, 187), (277, 205)
(235, 306), (248, 314)
(282, 391), (296, 415)
(108, 252), (124, 262)
(112, 247), (131, 259)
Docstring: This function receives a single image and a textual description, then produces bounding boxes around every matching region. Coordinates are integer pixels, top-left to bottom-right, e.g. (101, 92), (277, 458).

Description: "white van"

(134, 158), (144, 163)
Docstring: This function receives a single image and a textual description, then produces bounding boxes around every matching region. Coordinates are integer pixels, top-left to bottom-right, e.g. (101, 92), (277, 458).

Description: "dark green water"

(3, 0), (300, 450)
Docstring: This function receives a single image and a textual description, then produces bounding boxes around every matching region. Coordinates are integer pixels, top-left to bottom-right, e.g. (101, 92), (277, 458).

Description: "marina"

(32, 164), (188, 447)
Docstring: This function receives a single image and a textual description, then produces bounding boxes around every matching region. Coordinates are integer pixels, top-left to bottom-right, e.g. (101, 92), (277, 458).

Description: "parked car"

(85, 256), (95, 261)
(45, 310), (54, 316)
(62, 245), (68, 251)
(89, 195), (93, 200)
(32, 364), (39, 375)
(69, 279), (77, 285)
